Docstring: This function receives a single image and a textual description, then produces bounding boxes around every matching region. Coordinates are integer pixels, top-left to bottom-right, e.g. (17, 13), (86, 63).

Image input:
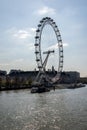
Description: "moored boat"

(31, 81), (50, 93)
(31, 86), (50, 93)
(67, 83), (86, 89)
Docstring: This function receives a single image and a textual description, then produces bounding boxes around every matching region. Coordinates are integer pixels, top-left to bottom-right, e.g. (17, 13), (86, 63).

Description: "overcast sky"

(0, 0), (87, 76)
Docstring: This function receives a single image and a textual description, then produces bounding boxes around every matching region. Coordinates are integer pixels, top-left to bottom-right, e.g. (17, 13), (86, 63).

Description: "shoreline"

(0, 83), (86, 92)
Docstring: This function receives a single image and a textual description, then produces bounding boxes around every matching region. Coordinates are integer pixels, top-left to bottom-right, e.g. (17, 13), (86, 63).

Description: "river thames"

(0, 86), (87, 130)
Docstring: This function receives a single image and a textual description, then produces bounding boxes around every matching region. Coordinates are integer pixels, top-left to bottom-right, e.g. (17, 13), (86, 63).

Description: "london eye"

(34, 17), (63, 84)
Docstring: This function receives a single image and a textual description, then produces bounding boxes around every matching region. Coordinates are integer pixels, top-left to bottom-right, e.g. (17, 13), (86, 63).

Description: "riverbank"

(0, 84), (31, 91)
(0, 83), (86, 91)
(55, 83), (86, 89)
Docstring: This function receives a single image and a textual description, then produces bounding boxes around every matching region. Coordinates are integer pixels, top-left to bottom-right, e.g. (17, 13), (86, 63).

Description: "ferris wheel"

(35, 17), (63, 84)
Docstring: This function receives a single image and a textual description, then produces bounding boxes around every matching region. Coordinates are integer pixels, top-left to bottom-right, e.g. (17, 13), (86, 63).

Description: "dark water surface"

(0, 86), (87, 130)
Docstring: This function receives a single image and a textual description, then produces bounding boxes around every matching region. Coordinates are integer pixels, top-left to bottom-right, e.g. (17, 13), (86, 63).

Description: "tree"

(5, 76), (11, 89)
(0, 77), (2, 90)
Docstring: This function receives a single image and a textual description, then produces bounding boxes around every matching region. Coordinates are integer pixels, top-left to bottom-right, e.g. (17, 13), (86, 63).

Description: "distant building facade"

(8, 70), (38, 81)
(0, 70), (7, 80)
(8, 70), (80, 84)
(0, 69), (80, 84)
(60, 71), (80, 83)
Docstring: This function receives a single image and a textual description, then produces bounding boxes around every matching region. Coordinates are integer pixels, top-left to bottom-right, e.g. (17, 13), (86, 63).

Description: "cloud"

(30, 28), (36, 32)
(13, 58), (24, 63)
(48, 43), (58, 50)
(63, 43), (69, 47)
(13, 30), (31, 39)
(0, 58), (24, 66)
(6, 27), (36, 39)
(36, 6), (56, 15)
(26, 43), (34, 50)
(0, 63), (10, 66)
(47, 43), (69, 50)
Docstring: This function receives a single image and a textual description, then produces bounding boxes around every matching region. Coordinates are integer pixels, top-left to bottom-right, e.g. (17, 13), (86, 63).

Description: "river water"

(0, 86), (87, 130)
